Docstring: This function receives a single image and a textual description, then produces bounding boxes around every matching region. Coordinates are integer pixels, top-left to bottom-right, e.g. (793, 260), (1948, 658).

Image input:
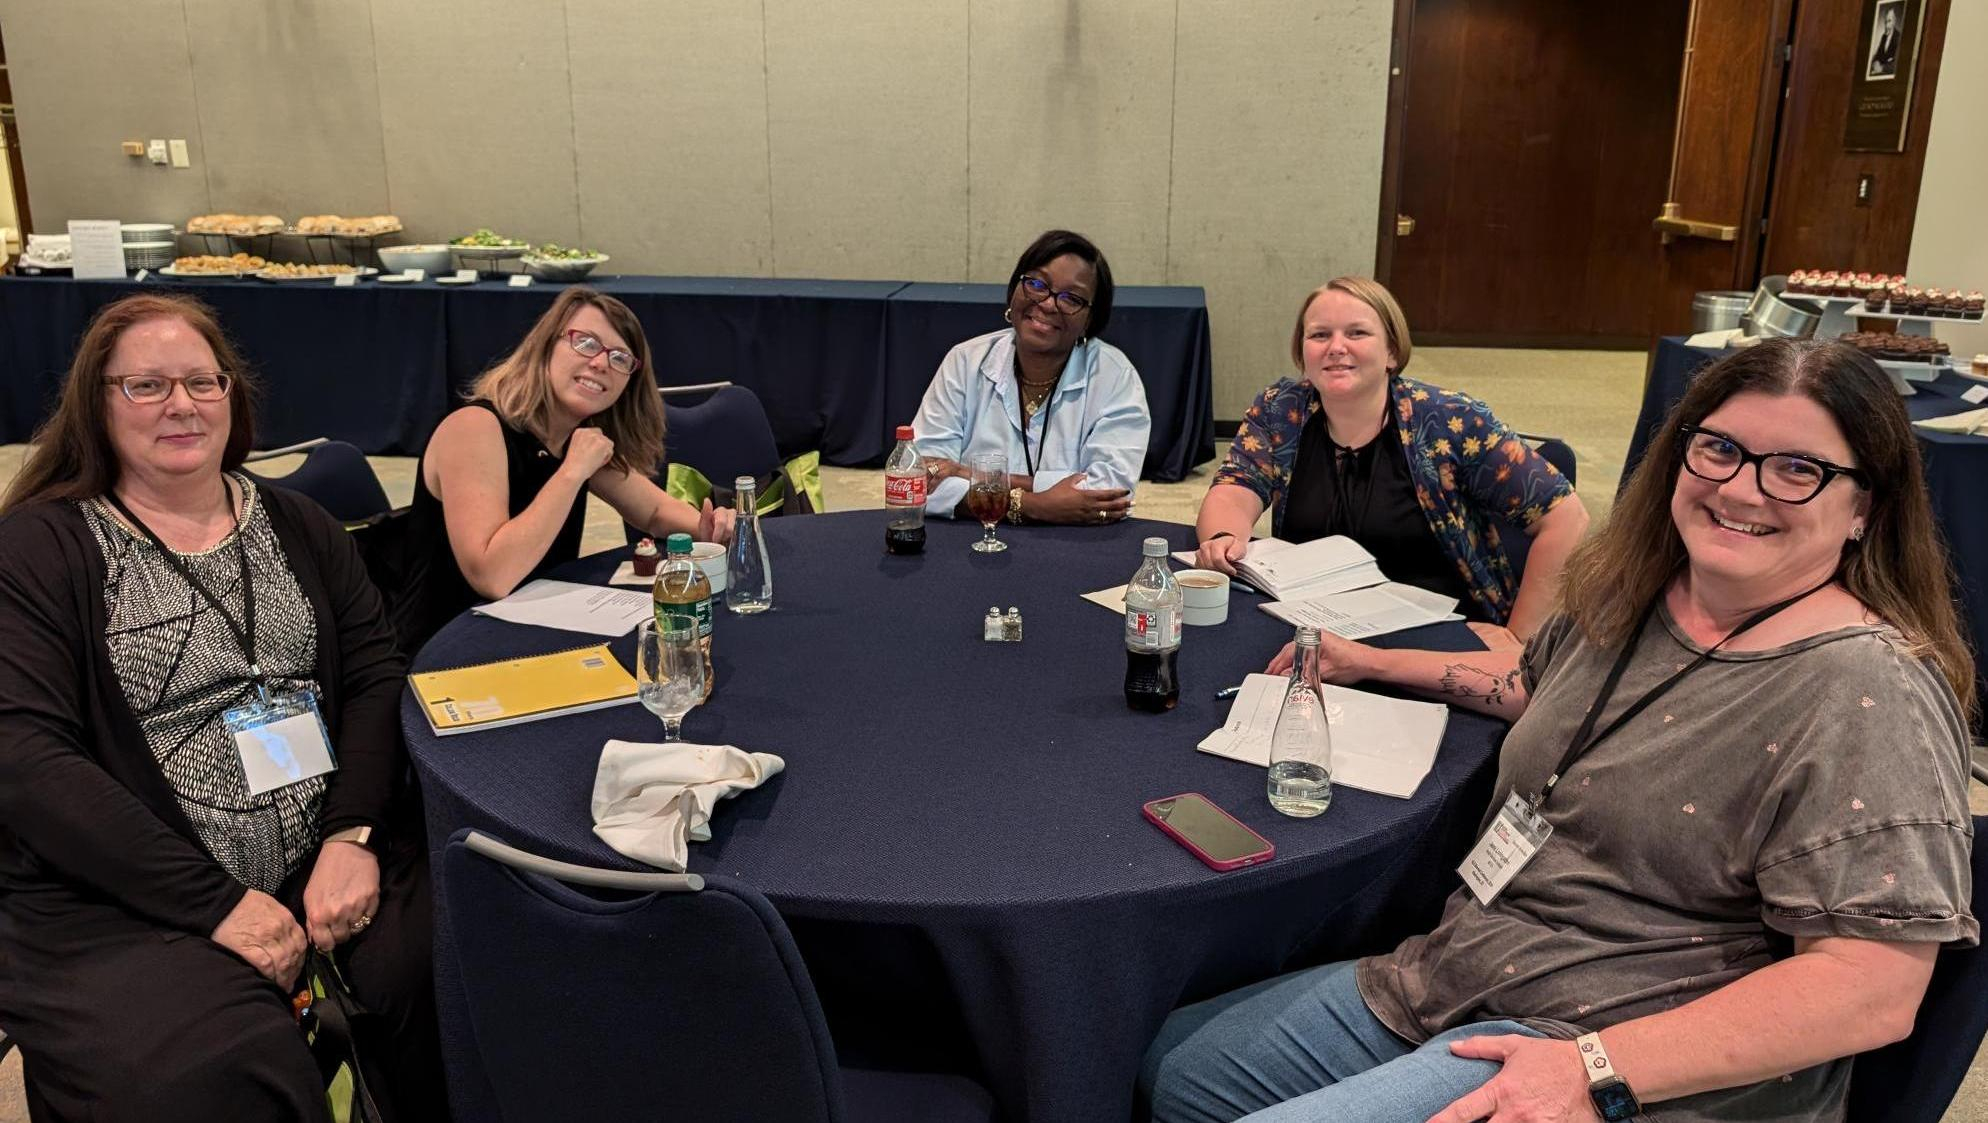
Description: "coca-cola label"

(885, 473), (926, 507)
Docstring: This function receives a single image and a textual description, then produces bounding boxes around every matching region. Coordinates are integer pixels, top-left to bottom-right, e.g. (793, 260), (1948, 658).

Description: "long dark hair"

(1, 293), (259, 513)
(469, 287), (664, 476)
(1007, 229), (1115, 338)
(1560, 339), (1973, 716)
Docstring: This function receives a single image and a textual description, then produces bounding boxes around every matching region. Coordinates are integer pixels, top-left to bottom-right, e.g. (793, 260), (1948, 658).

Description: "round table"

(405, 513), (1506, 1123)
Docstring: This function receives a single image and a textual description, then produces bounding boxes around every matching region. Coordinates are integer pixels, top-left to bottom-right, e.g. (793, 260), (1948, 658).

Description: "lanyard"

(1020, 380), (1058, 477)
(104, 483), (265, 691)
(1532, 579), (1831, 811)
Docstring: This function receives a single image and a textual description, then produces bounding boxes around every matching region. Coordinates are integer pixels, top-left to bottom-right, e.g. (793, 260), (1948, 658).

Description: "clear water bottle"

(1268, 626), (1333, 817)
(726, 475), (773, 615)
(1124, 537), (1182, 712)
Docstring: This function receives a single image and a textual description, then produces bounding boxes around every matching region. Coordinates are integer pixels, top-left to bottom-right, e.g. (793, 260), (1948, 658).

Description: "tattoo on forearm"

(1438, 663), (1523, 707)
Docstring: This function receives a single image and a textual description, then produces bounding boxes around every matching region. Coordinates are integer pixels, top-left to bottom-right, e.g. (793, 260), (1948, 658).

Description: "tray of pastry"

(253, 263), (379, 281)
(161, 253), (267, 277)
(292, 215), (405, 238)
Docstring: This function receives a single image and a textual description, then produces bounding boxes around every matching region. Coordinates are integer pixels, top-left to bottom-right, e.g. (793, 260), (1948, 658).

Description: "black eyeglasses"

(105, 371), (235, 404)
(1678, 424), (1867, 504)
(565, 329), (640, 376)
(1017, 275), (1092, 316)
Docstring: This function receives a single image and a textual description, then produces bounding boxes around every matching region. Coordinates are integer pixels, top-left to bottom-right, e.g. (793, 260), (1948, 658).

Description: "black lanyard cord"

(1533, 577), (1835, 811)
(104, 481), (262, 685)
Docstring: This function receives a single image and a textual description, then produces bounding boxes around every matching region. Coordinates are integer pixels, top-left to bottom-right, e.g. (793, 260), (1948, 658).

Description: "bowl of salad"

(448, 229), (530, 259)
(521, 243), (609, 282)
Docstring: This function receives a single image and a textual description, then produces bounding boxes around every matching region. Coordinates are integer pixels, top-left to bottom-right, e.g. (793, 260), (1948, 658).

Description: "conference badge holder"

(224, 689), (338, 797)
(1458, 790), (1552, 907)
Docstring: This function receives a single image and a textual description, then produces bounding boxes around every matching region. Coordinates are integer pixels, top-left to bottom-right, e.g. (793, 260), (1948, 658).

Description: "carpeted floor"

(3, 346), (1984, 1119)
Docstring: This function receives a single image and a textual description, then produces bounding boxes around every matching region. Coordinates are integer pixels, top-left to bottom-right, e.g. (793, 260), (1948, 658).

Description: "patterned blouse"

(1212, 375), (1575, 623)
(83, 476), (326, 894)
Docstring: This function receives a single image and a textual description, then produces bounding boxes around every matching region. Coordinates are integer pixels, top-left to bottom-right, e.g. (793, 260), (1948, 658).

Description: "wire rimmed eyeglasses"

(1678, 424), (1867, 504)
(105, 371), (235, 404)
(565, 329), (641, 376)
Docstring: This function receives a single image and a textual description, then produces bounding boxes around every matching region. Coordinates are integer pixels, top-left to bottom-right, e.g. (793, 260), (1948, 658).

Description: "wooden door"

(1648, 0), (1793, 336)
(1379, 0), (1690, 346)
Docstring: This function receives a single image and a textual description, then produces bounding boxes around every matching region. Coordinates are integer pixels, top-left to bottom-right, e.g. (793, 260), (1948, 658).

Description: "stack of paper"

(1196, 673), (1448, 799)
(1260, 583), (1463, 640)
(471, 579), (653, 636)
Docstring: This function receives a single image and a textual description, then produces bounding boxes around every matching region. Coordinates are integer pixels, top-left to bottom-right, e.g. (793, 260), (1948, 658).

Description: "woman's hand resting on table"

(1027, 476), (1132, 524)
(1195, 534), (1250, 575)
(210, 889), (308, 989)
(1266, 630), (1373, 683)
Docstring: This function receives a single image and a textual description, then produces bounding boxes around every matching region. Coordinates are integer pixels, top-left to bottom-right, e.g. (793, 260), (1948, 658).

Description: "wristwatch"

(325, 825), (374, 850)
(1007, 487), (1025, 525)
(1577, 1032), (1641, 1120)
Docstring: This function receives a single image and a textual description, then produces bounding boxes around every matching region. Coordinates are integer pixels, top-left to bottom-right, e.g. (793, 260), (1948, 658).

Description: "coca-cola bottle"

(884, 424), (927, 555)
(1124, 537), (1183, 711)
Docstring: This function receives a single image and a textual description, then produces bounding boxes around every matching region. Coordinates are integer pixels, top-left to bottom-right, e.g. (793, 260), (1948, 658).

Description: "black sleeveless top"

(392, 400), (588, 655)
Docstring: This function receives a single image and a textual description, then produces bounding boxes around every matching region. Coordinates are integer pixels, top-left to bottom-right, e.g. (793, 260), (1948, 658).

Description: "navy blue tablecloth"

(1, 274), (1215, 479)
(1626, 336), (1988, 717)
(404, 512), (1503, 1123)
(0, 273), (451, 453)
(882, 283), (1216, 482)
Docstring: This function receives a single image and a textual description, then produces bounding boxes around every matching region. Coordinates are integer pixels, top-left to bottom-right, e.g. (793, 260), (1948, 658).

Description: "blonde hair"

(470, 287), (665, 476)
(1289, 276), (1414, 376)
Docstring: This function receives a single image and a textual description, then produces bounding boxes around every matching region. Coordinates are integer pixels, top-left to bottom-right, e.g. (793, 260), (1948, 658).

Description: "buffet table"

(0, 273), (1214, 478)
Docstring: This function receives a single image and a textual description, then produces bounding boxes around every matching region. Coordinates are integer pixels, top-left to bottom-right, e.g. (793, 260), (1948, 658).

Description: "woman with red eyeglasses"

(396, 287), (734, 654)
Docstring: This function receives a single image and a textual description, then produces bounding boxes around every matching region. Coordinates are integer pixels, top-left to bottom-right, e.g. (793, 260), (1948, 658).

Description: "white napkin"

(1914, 407), (1988, 436)
(591, 740), (786, 871)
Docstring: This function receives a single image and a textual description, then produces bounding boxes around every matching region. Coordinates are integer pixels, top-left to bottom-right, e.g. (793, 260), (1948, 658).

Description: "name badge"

(1458, 790), (1553, 906)
(223, 689), (337, 796)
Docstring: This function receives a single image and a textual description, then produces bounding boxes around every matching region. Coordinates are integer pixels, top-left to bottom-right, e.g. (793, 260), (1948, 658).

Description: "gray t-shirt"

(1358, 606), (1977, 1121)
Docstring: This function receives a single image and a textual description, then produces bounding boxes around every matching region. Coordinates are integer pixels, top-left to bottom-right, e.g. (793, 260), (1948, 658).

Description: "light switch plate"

(168, 139), (190, 168)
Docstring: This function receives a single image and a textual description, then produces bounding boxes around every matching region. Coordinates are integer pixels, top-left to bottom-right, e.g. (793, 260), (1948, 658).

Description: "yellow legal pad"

(409, 644), (639, 736)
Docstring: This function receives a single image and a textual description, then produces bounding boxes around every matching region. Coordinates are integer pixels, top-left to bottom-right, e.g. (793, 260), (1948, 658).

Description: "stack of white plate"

(120, 222), (175, 244)
(123, 241), (176, 269)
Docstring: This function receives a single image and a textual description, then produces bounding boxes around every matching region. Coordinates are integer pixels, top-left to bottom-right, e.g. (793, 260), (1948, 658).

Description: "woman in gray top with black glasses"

(1142, 339), (1975, 1123)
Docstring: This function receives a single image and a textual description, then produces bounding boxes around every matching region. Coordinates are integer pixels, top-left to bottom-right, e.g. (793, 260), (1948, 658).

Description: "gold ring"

(350, 914), (372, 933)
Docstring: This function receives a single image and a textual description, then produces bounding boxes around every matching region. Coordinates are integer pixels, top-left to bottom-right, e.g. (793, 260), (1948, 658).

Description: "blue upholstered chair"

(243, 439), (392, 523)
(436, 829), (996, 1123)
(664, 384), (783, 494)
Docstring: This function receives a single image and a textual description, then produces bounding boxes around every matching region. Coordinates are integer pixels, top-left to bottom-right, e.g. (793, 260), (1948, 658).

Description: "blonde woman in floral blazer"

(1194, 278), (1586, 641)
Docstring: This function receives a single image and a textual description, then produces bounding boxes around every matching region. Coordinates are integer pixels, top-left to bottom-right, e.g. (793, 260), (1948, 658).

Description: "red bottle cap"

(896, 425), (915, 440)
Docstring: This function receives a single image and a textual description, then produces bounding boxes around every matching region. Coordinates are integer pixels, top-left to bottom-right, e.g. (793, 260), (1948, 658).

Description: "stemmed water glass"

(637, 617), (706, 741)
(965, 453), (1010, 553)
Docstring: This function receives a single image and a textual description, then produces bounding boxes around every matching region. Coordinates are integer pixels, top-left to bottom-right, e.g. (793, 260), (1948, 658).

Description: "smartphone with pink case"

(1143, 792), (1275, 871)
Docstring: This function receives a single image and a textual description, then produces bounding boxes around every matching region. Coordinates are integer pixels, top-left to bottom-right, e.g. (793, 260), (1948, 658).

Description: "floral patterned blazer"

(1212, 375), (1574, 624)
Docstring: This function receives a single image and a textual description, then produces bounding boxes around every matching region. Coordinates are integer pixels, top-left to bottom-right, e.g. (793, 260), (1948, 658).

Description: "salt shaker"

(983, 606), (1004, 642)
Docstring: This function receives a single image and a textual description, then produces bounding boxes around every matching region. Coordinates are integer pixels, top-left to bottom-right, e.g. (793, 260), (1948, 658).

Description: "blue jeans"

(1139, 960), (1546, 1122)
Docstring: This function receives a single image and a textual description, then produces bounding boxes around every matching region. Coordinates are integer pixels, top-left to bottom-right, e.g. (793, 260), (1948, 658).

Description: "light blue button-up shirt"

(912, 329), (1152, 517)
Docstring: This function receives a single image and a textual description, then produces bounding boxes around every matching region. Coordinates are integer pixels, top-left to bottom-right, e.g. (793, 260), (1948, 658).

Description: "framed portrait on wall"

(1844, 0), (1924, 150)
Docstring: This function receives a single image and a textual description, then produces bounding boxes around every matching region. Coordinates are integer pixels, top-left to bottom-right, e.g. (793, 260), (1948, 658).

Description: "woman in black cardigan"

(0, 294), (439, 1121)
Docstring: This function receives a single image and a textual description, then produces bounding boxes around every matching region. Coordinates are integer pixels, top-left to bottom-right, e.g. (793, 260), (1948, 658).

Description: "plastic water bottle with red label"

(1124, 537), (1183, 711)
(884, 424), (926, 555)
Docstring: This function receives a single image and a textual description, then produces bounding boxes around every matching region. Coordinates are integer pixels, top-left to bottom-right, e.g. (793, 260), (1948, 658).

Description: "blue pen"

(1214, 684), (1243, 700)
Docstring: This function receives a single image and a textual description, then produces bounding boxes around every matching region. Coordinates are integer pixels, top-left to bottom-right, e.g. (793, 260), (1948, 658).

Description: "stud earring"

(1850, 525), (1866, 542)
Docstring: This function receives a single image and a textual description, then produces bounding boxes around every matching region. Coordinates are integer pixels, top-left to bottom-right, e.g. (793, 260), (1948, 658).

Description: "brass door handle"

(1396, 214), (1417, 237)
(1653, 202), (1737, 242)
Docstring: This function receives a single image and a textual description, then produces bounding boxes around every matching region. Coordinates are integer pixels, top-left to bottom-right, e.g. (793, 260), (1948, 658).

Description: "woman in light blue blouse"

(913, 230), (1152, 526)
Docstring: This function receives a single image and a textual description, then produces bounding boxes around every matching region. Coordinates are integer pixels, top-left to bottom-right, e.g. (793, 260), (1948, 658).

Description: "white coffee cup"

(691, 541), (728, 594)
(1176, 569), (1230, 626)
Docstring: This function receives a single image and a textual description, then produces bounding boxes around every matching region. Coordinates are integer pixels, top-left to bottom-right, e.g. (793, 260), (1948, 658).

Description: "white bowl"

(377, 244), (455, 276)
(522, 254), (607, 282)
